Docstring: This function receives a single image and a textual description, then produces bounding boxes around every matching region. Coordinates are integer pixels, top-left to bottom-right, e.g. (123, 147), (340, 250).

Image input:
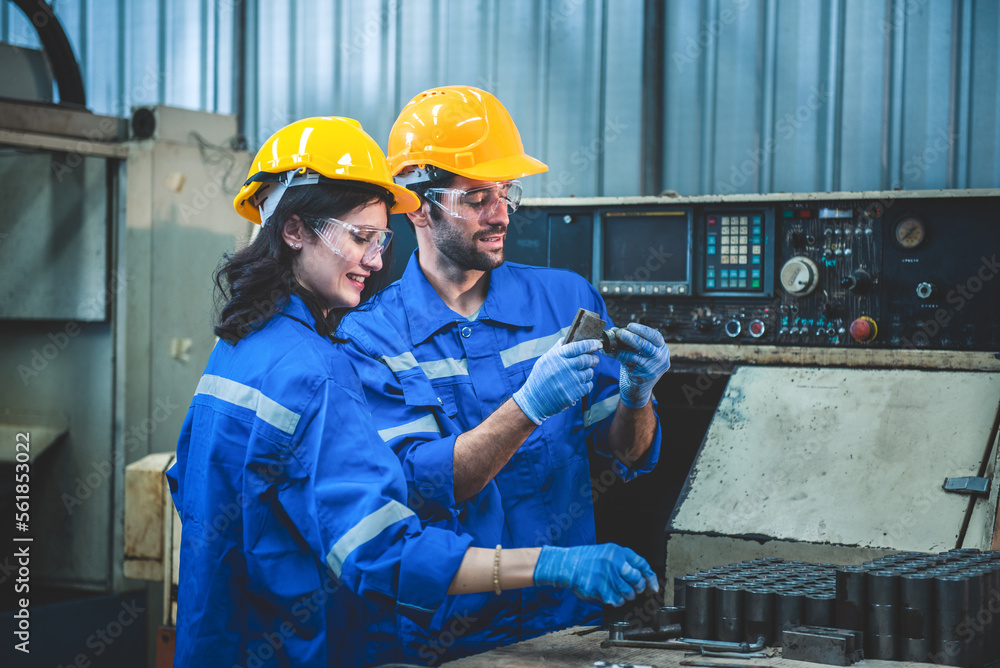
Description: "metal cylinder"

(674, 574), (702, 607)
(657, 605), (684, 632)
(804, 592), (835, 626)
(935, 574), (971, 667)
(685, 580), (715, 640)
(866, 569), (899, 660)
(835, 566), (867, 631)
(716, 584), (744, 642)
(774, 589), (804, 645)
(899, 572), (934, 663)
(964, 568), (987, 668)
(744, 587), (774, 645)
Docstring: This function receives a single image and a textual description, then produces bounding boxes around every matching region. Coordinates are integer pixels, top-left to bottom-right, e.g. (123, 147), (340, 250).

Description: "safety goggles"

(422, 180), (523, 221)
(305, 217), (393, 265)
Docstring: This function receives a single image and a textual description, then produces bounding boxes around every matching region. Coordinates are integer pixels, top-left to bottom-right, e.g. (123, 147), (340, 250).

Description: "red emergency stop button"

(748, 319), (765, 338)
(850, 316), (878, 343)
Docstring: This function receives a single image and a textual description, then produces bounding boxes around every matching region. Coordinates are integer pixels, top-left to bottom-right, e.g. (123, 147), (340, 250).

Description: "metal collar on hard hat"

(393, 164), (455, 189)
(247, 168), (397, 225)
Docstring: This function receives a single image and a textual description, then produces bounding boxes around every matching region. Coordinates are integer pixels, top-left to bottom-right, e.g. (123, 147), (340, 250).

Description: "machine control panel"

(510, 192), (999, 351)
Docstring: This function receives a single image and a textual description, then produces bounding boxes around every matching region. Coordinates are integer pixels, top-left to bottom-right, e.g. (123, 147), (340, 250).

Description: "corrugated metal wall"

(3, 0), (998, 196)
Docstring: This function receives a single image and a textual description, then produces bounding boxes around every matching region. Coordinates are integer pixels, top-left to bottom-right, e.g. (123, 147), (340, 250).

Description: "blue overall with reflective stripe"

(338, 253), (661, 662)
(166, 294), (472, 668)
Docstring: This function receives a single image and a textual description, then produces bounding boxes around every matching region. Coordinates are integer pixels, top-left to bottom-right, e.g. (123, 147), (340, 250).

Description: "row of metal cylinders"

(673, 549), (1000, 667)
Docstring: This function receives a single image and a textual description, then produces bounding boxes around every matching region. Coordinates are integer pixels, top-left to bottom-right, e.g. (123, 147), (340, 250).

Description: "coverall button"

(461, 326), (472, 338)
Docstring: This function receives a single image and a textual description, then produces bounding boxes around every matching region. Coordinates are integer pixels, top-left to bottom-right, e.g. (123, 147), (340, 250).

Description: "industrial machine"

(0, 96), (250, 664)
(502, 191), (1000, 592)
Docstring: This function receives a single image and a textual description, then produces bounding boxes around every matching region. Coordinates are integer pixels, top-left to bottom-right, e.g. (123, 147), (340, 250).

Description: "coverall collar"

(401, 251), (532, 344)
(278, 292), (317, 332)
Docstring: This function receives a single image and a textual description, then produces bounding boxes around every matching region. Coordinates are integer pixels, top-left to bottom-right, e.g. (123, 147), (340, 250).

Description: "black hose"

(10, 0), (86, 106)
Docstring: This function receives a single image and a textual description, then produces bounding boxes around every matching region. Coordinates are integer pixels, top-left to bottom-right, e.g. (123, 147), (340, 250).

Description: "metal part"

(680, 662), (768, 668)
(601, 636), (766, 652)
(684, 581), (714, 639)
(942, 476), (990, 495)
(803, 592), (834, 626)
(744, 588), (774, 645)
(622, 625), (683, 641)
(934, 575), (970, 667)
(865, 569), (899, 660)
(774, 590), (804, 643)
(565, 308), (607, 344)
(715, 585), (744, 642)
(600, 327), (624, 354)
(782, 626), (864, 666)
(609, 621), (631, 641)
(899, 572), (933, 663)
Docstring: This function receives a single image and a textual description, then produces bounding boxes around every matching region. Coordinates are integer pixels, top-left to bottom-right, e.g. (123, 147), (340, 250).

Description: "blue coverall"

(167, 294), (473, 667)
(338, 253), (662, 662)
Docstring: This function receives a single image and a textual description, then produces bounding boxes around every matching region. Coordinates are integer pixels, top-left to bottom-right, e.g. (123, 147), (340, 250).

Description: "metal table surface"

(444, 626), (939, 668)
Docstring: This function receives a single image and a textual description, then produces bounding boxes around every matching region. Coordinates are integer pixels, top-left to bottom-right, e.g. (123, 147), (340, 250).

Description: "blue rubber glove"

(614, 323), (671, 408)
(534, 543), (659, 607)
(513, 337), (602, 425)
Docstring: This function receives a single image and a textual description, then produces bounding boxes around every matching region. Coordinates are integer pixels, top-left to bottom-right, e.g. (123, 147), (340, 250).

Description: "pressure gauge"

(892, 216), (926, 250)
(779, 256), (820, 296)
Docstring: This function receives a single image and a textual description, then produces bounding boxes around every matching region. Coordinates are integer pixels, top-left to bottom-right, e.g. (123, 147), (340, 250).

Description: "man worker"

(338, 86), (671, 662)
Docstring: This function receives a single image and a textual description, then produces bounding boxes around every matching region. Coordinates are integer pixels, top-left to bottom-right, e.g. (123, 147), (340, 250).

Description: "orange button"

(850, 317), (877, 343)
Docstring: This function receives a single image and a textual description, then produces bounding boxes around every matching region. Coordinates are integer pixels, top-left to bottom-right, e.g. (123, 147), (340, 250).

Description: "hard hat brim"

(396, 153), (549, 184)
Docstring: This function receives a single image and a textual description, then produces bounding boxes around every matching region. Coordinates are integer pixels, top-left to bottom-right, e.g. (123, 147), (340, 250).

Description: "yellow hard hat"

(388, 86), (548, 184)
(234, 116), (420, 224)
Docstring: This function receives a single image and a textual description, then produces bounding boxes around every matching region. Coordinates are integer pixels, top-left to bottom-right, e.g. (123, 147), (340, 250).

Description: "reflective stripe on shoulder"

(326, 500), (415, 578)
(195, 374), (301, 435)
(377, 414), (441, 442)
(499, 326), (570, 368)
(584, 393), (620, 427)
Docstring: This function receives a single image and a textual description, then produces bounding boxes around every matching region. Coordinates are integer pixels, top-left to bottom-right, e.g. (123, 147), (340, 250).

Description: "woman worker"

(166, 117), (657, 667)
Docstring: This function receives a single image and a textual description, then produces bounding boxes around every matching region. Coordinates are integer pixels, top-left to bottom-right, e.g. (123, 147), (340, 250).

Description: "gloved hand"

(614, 323), (671, 408)
(534, 543), (659, 607)
(513, 337), (601, 425)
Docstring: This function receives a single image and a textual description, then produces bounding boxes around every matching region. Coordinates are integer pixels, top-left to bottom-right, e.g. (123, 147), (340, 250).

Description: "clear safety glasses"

(306, 217), (393, 265)
(423, 180), (523, 221)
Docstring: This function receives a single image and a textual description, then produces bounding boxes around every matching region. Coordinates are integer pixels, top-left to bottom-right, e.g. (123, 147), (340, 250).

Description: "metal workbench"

(444, 626), (938, 668)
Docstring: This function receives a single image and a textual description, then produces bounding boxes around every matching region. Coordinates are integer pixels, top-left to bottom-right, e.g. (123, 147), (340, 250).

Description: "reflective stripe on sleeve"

(195, 374), (301, 435)
(583, 393), (620, 427)
(499, 326), (570, 368)
(381, 351), (420, 373)
(326, 500), (416, 577)
(377, 414), (441, 442)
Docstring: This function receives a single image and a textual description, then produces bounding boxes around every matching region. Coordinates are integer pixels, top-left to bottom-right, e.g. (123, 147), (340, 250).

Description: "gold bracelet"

(493, 544), (502, 595)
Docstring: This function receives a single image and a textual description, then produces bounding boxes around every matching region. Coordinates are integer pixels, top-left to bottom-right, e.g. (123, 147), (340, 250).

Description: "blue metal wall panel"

(4, 0), (998, 195)
(839, 0), (887, 191)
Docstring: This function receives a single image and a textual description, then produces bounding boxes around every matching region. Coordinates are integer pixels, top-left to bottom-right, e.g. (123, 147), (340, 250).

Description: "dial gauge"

(893, 216), (926, 250)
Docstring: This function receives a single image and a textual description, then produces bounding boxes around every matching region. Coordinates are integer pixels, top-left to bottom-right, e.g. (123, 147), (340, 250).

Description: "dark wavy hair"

(213, 182), (395, 343)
